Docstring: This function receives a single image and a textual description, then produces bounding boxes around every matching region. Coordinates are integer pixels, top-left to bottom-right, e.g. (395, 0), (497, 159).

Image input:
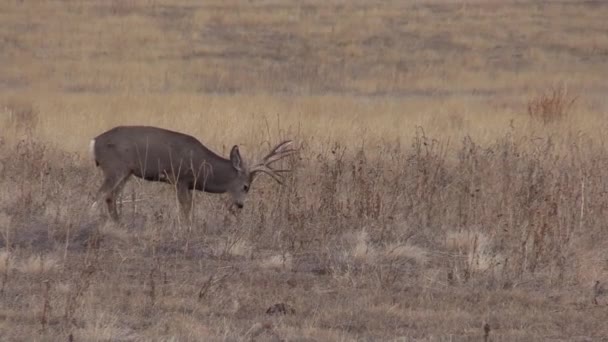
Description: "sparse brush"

(18, 254), (59, 275)
(527, 83), (578, 125)
(63, 262), (96, 330)
(2, 99), (39, 139)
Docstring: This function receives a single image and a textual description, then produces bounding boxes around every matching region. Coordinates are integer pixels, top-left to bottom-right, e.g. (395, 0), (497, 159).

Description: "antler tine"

(270, 140), (294, 154)
(251, 165), (285, 185)
(264, 149), (297, 166)
(261, 140), (296, 165)
(260, 141), (287, 161)
(250, 140), (297, 185)
(267, 168), (291, 173)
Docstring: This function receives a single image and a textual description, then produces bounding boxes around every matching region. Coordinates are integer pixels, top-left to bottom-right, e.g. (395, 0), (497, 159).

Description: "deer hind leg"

(176, 182), (193, 224)
(108, 174), (131, 221)
(95, 171), (131, 222)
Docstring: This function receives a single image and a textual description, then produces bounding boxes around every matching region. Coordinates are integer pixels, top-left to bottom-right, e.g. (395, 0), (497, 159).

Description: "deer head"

(227, 140), (296, 209)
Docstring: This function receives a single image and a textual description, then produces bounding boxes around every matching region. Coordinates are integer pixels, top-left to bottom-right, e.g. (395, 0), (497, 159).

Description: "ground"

(1, 0), (608, 341)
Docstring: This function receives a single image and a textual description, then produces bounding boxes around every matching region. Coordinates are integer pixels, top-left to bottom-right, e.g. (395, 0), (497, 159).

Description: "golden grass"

(1, 0), (608, 340)
(2, 91), (606, 158)
(1, 0), (608, 153)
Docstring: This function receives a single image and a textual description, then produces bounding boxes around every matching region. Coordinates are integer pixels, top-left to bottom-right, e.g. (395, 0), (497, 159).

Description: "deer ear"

(230, 145), (242, 171)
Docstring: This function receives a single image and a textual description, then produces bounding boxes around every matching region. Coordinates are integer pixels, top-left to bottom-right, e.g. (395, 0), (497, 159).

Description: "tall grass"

(1, 111), (607, 339)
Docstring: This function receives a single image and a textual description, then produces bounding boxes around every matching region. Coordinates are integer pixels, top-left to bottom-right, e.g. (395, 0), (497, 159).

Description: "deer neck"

(194, 158), (238, 194)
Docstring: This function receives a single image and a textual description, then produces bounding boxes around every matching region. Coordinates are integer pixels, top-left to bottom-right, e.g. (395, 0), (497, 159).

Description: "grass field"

(1, 0), (608, 341)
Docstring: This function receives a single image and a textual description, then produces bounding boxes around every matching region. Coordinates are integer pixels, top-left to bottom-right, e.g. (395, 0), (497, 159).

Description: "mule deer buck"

(90, 125), (295, 222)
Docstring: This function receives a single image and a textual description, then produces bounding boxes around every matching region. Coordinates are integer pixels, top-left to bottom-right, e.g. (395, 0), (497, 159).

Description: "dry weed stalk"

(198, 268), (237, 301)
(40, 279), (52, 332)
(63, 263), (96, 328)
(592, 280), (605, 305)
(1, 217), (12, 294)
(483, 322), (491, 342)
(148, 266), (156, 308)
(3, 100), (39, 138)
(527, 83), (577, 124)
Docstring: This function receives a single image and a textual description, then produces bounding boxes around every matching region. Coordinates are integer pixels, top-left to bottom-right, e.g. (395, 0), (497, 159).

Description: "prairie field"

(1, 0), (608, 341)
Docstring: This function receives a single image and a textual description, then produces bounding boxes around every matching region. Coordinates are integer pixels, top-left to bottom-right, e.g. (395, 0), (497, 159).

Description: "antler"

(250, 140), (296, 184)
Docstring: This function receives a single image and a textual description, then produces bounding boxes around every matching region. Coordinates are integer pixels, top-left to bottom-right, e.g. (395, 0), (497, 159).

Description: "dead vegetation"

(527, 83), (578, 125)
(1, 0), (608, 341)
(1, 117), (607, 340)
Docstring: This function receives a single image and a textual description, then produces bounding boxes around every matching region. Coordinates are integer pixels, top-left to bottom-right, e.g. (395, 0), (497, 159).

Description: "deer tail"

(89, 139), (99, 166)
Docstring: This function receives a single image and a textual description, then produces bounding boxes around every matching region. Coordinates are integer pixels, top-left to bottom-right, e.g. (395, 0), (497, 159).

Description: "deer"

(89, 125), (296, 222)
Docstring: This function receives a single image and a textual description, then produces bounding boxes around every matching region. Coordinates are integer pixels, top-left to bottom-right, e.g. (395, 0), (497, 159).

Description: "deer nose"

(236, 203), (244, 209)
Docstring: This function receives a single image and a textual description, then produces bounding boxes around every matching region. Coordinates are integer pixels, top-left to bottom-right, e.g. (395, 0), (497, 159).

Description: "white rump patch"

(89, 139), (96, 160)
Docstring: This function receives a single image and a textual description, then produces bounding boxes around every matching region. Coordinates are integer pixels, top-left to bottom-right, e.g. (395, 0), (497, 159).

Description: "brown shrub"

(527, 83), (578, 124)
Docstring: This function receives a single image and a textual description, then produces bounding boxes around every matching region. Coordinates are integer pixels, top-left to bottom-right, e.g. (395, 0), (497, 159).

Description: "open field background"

(1, 0), (608, 341)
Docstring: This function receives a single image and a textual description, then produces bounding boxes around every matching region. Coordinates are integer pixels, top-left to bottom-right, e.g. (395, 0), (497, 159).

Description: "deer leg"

(93, 175), (119, 221)
(105, 193), (119, 222)
(95, 172), (131, 222)
(176, 182), (193, 223)
(107, 174), (131, 221)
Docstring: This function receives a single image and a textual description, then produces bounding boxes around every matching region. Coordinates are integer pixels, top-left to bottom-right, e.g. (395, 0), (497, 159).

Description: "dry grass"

(1, 0), (608, 341)
(527, 82), (578, 124)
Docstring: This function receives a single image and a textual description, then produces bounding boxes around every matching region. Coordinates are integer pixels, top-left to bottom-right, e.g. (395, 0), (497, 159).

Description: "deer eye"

(243, 184), (250, 192)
